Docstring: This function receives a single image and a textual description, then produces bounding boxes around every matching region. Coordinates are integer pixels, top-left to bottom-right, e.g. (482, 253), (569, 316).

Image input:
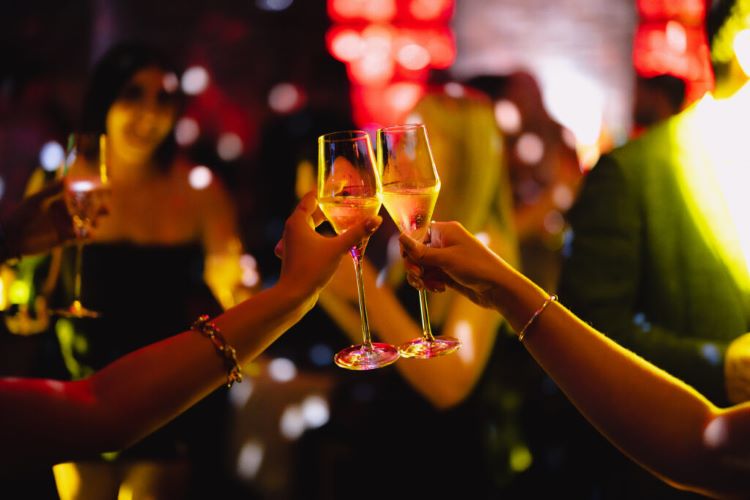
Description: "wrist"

(273, 278), (320, 314)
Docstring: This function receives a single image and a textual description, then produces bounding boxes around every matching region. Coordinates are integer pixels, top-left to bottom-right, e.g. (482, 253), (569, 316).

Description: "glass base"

(53, 300), (100, 319)
(334, 342), (400, 370)
(398, 336), (461, 359)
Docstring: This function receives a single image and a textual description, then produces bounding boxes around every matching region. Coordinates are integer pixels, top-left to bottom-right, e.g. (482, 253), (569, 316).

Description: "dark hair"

(640, 74), (686, 112)
(79, 41), (183, 171)
(706, 0), (736, 50)
(705, 0), (741, 81)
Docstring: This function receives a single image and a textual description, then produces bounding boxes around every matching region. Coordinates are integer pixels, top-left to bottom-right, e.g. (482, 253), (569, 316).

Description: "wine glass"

(53, 132), (110, 318)
(377, 123), (461, 358)
(317, 130), (400, 370)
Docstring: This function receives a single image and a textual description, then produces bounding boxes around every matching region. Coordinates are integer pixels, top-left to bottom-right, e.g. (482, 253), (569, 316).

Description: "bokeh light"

(268, 357), (297, 382)
(268, 82), (305, 114)
(217, 132), (244, 161)
(181, 66), (210, 95)
(175, 117), (200, 146)
(40, 141), (65, 172)
(188, 165), (213, 190)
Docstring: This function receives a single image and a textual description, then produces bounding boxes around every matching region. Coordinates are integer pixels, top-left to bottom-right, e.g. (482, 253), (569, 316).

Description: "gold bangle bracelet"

(517, 294), (558, 342)
(191, 314), (243, 388)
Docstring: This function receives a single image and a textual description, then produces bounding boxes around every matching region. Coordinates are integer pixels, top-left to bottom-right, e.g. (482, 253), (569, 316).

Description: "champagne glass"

(53, 132), (110, 318)
(377, 124), (461, 358)
(318, 130), (399, 370)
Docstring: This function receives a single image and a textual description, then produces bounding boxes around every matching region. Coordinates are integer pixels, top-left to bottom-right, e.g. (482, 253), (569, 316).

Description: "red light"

(637, 0), (705, 24)
(329, 0), (396, 22)
(328, 28), (364, 62)
(385, 82), (423, 112)
(397, 43), (431, 70)
(409, 0), (450, 21)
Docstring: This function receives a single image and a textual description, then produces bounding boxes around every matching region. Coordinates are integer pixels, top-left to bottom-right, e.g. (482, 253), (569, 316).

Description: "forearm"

(91, 283), (313, 443)
(492, 265), (722, 492)
(0, 283), (315, 464)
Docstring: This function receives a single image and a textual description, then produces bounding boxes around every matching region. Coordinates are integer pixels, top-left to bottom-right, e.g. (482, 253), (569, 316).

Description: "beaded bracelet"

(517, 294), (558, 342)
(191, 314), (243, 388)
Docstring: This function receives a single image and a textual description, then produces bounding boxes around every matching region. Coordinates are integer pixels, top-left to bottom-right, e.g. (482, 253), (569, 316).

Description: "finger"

(335, 215), (382, 250)
(294, 191), (319, 221)
(399, 232), (427, 262)
(403, 259), (423, 278)
(406, 273), (425, 290)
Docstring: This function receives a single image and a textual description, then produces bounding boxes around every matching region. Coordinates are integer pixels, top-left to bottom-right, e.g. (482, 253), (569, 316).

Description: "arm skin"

(0, 193), (381, 468)
(401, 222), (750, 499)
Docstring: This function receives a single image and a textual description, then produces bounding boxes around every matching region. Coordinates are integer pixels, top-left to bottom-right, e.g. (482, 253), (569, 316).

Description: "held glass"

(53, 132), (110, 318)
(377, 124), (461, 358)
(318, 130), (399, 370)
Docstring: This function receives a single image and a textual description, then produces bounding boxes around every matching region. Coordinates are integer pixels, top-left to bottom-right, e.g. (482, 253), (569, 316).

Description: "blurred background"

(0, 0), (714, 498)
(0, 0), (711, 257)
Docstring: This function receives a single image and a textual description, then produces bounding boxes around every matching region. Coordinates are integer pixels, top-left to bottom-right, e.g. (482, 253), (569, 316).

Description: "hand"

(275, 191), (381, 295)
(3, 180), (76, 259)
(399, 220), (510, 310)
(725, 332), (750, 403)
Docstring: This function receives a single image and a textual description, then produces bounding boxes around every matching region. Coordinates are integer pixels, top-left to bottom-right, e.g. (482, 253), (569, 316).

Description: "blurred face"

(105, 66), (179, 165)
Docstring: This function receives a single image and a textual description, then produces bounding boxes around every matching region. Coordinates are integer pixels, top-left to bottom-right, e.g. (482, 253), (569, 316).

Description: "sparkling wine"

(318, 196), (382, 235)
(66, 179), (109, 236)
(382, 182), (440, 241)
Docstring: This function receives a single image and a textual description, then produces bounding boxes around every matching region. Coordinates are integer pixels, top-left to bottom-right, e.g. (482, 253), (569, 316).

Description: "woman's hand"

(276, 191), (381, 296)
(3, 180), (76, 259)
(399, 220), (509, 310)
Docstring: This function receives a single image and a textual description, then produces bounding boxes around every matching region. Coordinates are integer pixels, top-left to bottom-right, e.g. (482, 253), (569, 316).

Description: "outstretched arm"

(0, 193), (381, 467)
(400, 222), (750, 498)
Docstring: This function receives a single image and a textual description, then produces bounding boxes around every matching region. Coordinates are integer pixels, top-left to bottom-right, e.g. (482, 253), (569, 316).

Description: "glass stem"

(350, 246), (373, 350)
(73, 240), (84, 303)
(418, 289), (435, 341)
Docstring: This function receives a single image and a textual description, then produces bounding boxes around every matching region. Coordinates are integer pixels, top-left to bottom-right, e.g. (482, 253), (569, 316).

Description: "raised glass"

(53, 132), (110, 318)
(318, 130), (399, 370)
(377, 124), (461, 358)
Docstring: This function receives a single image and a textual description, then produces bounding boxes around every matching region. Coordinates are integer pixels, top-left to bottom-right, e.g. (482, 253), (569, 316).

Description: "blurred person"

(0, 193), (381, 495)
(19, 41), (255, 499)
(294, 86), (520, 499)
(400, 219), (750, 499)
(554, 0), (750, 497)
(466, 71), (583, 293)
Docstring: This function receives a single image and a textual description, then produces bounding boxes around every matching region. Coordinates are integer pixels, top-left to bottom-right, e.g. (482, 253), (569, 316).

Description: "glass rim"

(318, 130), (370, 143)
(377, 123), (426, 133)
